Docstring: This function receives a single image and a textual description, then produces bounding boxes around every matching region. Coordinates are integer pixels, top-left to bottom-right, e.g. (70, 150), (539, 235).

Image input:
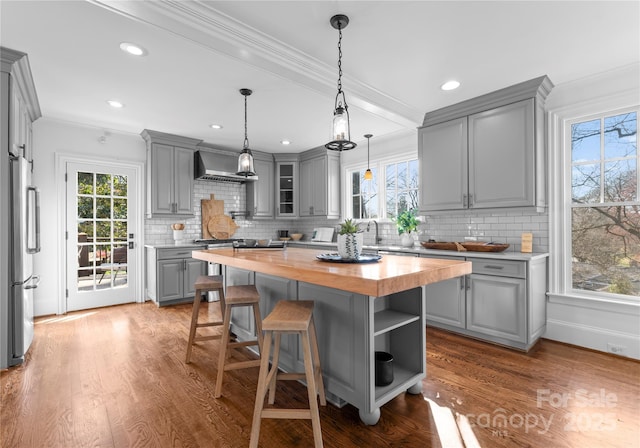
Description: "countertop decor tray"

(420, 241), (509, 252)
(316, 253), (382, 263)
(233, 242), (286, 249)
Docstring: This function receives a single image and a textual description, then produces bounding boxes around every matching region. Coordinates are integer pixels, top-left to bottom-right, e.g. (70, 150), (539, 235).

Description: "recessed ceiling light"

(441, 80), (461, 91)
(119, 42), (147, 56)
(281, 140), (291, 145)
(210, 124), (223, 129)
(107, 100), (124, 109)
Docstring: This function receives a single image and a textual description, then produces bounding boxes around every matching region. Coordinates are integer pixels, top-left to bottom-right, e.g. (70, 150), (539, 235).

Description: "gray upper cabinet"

(141, 130), (202, 218)
(299, 148), (341, 219)
(274, 154), (298, 218)
(1, 47), (41, 163)
(419, 76), (553, 213)
(419, 117), (467, 210)
(246, 151), (275, 219)
(469, 99), (534, 209)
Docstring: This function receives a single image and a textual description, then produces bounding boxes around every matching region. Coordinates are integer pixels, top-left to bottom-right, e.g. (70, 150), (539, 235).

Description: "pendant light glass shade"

(236, 88), (256, 177)
(325, 14), (357, 152)
(364, 133), (373, 180)
(237, 147), (255, 175)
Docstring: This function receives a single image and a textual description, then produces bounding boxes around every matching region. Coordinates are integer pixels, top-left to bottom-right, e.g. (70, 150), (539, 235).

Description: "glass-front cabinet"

(274, 154), (298, 218)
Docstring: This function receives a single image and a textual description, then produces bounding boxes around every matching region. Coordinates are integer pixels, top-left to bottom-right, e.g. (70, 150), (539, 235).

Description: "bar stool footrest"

(224, 359), (262, 371)
(261, 409), (313, 420)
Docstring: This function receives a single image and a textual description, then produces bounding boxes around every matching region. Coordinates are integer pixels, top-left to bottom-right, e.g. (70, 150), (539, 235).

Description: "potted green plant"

(337, 218), (363, 259)
(394, 209), (419, 247)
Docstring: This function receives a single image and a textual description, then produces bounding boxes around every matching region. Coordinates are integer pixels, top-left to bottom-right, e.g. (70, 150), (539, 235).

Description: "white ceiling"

(1, 1), (638, 153)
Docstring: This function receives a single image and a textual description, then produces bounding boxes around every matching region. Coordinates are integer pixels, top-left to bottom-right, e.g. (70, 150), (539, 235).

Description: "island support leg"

(407, 381), (423, 394)
(358, 407), (381, 426)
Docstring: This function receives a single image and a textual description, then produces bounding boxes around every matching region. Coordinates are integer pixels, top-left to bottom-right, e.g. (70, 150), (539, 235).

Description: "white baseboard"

(545, 319), (640, 360)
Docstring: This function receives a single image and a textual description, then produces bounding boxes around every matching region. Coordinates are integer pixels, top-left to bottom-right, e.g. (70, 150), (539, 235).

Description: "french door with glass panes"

(66, 162), (137, 311)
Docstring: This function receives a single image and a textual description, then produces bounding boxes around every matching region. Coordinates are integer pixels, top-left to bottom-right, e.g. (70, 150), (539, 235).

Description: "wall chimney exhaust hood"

(195, 150), (258, 183)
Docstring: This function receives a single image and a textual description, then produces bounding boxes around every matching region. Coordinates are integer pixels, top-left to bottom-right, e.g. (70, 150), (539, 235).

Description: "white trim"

(545, 318), (640, 359)
(342, 150), (418, 221)
(548, 96), (639, 301)
(547, 292), (640, 314)
(90, 0), (421, 128)
(55, 153), (145, 314)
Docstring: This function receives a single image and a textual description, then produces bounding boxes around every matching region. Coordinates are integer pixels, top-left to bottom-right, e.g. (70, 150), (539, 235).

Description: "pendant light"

(325, 14), (357, 152)
(364, 134), (373, 180)
(236, 88), (256, 177)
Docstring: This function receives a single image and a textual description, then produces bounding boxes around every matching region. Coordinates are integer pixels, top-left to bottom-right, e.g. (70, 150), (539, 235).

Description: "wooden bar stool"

(185, 275), (225, 364)
(214, 284), (264, 398)
(250, 300), (326, 448)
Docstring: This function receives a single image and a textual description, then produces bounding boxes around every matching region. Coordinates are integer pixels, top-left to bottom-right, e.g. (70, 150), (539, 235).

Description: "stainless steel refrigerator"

(1, 145), (40, 368)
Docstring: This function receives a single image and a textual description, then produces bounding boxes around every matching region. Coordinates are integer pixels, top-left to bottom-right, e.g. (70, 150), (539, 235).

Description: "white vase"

(400, 233), (414, 247)
(337, 233), (364, 259)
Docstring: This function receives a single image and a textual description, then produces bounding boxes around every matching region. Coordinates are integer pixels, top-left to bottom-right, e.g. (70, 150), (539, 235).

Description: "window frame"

(550, 102), (639, 307)
(342, 150), (418, 223)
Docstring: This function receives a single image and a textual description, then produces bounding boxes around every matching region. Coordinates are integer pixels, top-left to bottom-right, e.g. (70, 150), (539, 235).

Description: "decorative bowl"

(290, 233), (304, 241)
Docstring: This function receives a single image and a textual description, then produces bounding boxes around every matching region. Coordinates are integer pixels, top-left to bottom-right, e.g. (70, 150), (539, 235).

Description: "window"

(569, 110), (639, 297)
(385, 159), (419, 219)
(347, 156), (418, 220)
(351, 168), (379, 219)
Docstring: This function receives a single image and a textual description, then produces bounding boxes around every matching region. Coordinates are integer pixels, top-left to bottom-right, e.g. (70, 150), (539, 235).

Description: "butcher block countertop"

(192, 247), (471, 297)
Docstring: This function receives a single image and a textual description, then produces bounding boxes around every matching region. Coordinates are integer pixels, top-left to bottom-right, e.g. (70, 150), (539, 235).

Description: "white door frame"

(55, 153), (145, 315)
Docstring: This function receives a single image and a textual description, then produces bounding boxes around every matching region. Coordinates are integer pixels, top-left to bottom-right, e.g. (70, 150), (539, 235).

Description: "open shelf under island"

(192, 247), (471, 425)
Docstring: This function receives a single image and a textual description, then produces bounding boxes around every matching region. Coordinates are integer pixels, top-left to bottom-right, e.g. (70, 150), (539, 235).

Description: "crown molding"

(89, 0), (421, 128)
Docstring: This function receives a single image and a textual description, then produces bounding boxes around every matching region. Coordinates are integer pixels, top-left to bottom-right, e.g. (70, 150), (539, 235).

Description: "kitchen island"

(192, 247), (471, 424)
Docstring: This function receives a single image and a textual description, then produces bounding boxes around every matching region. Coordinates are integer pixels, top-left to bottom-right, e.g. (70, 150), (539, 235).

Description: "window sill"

(547, 292), (640, 314)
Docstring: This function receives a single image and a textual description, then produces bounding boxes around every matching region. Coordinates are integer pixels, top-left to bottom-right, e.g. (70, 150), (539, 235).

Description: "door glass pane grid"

(76, 172), (128, 292)
(570, 111), (639, 298)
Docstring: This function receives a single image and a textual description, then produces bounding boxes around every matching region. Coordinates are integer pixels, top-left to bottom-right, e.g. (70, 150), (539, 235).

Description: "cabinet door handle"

(484, 265), (504, 270)
(465, 275), (471, 291)
(460, 276), (465, 290)
(462, 194), (468, 208)
(468, 194), (474, 207)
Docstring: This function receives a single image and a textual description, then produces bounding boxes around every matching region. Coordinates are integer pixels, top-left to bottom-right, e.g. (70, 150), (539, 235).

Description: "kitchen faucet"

(367, 220), (382, 245)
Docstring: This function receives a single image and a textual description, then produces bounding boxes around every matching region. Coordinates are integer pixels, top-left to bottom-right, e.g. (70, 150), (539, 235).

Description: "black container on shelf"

(375, 351), (394, 386)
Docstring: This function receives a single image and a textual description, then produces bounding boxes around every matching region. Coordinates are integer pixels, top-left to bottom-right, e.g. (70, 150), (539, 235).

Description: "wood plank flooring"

(2, 301), (638, 447)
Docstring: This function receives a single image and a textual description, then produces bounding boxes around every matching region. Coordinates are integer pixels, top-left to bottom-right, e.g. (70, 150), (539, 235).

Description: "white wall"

(545, 63), (640, 359)
(32, 118), (145, 316)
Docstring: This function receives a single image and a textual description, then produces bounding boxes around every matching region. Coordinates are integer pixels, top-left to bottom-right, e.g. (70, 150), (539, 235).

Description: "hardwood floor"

(2, 301), (638, 447)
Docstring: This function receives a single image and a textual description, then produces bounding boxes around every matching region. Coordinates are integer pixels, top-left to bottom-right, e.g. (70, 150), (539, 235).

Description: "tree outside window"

(571, 111), (639, 297)
(386, 159), (419, 219)
(351, 168), (378, 219)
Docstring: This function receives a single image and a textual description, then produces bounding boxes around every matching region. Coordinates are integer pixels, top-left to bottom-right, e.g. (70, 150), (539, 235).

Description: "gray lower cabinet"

(423, 255), (547, 351)
(146, 246), (206, 306)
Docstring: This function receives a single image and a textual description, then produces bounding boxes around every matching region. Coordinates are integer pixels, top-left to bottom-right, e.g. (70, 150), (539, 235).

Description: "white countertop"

(289, 241), (549, 262)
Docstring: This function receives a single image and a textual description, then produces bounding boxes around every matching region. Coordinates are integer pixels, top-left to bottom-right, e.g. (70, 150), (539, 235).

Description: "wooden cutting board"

(207, 215), (239, 239)
(201, 194), (228, 239)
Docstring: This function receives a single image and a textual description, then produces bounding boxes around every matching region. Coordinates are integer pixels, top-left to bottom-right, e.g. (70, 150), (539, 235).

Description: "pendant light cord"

(336, 26), (343, 96)
(243, 94), (249, 150)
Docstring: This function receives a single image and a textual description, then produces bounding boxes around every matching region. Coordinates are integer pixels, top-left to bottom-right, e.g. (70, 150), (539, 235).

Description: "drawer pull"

(175, 252), (190, 256)
(484, 265), (504, 270)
